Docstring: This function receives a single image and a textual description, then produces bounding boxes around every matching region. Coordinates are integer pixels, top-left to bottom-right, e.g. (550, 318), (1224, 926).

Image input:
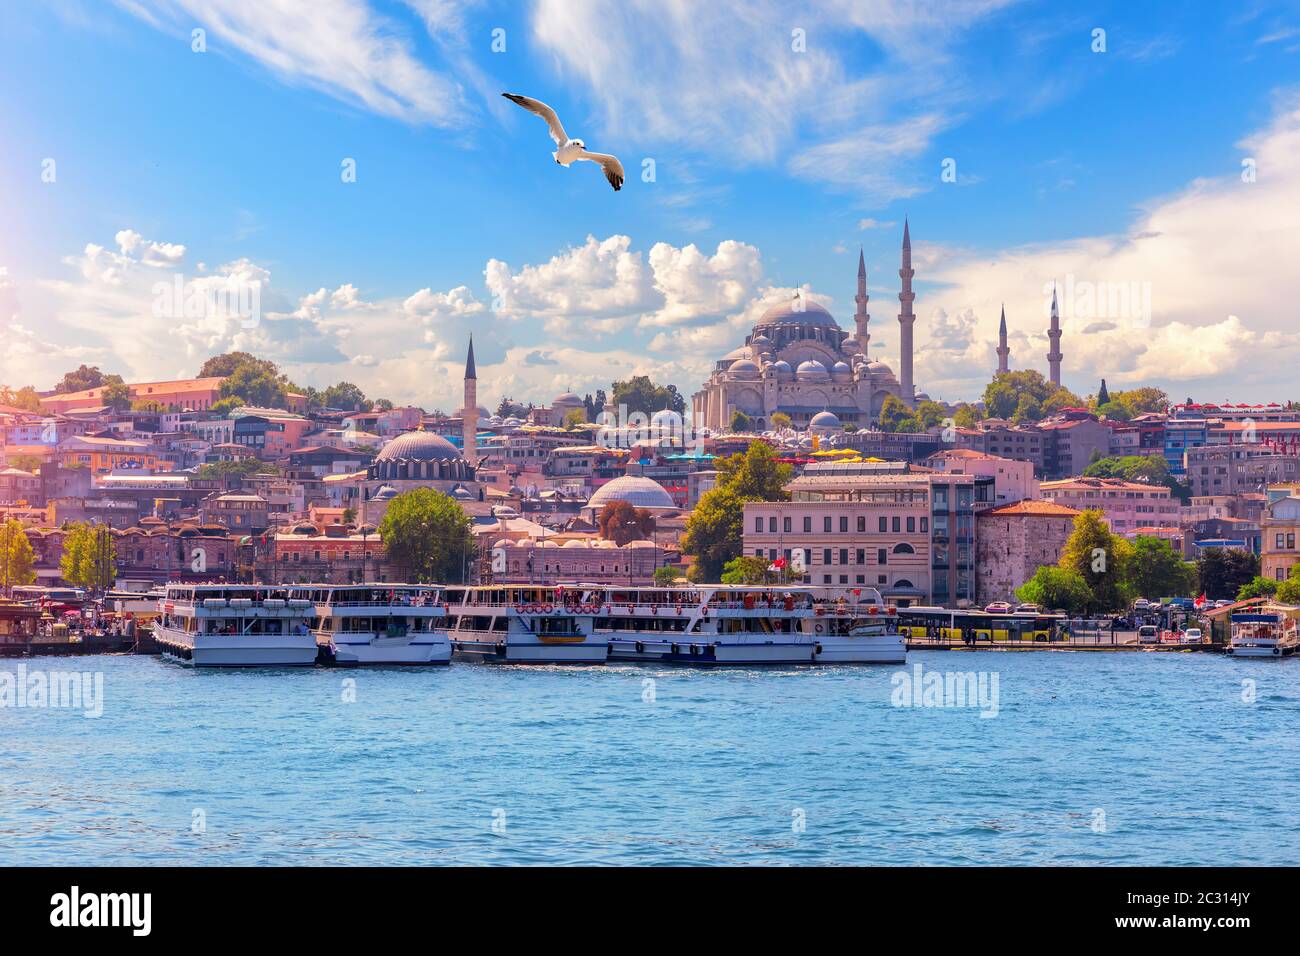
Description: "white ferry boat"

(441, 585), (610, 664)
(597, 585), (906, 665)
(290, 584), (451, 665)
(1227, 607), (1300, 658)
(153, 584), (317, 667)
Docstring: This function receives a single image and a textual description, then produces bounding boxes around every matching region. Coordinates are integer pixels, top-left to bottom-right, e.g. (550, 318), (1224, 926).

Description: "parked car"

(1138, 625), (1160, 644)
(1013, 603), (1040, 614)
(1133, 598), (1151, 611)
(984, 601), (1012, 613)
(1180, 627), (1204, 644)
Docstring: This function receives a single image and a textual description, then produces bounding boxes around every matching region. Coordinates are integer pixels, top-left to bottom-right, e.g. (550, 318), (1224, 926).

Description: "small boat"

(1226, 606), (1300, 658)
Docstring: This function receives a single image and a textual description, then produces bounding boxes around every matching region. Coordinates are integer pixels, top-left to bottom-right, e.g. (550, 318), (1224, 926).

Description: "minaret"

(463, 336), (478, 467)
(854, 247), (870, 356)
(996, 305), (1010, 375)
(1047, 285), (1062, 388)
(897, 219), (916, 402)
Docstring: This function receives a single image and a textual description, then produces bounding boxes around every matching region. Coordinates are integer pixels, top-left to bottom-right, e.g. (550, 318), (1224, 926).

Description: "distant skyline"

(3, 0), (1300, 410)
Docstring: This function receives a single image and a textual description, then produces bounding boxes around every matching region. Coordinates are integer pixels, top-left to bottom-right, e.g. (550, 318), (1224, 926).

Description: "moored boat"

(153, 584), (317, 667)
(1227, 606), (1300, 658)
(291, 584), (451, 665)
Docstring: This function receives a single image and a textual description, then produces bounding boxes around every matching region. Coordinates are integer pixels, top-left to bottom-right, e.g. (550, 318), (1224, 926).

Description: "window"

(839, 516), (848, 533)
(906, 517), (916, 533)
(856, 549), (865, 565)
(857, 516), (866, 532)
(783, 517), (792, 533)
(877, 548), (887, 565)
(840, 548), (848, 565)
(921, 517), (928, 533)
(803, 517), (812, 533)
(768, 516), (777, 533)
(878, 516), (887, 532)
(893, 543), (915, 554)
(755, 517), (763, 533)
(823, 548), (833, 565)
(824, 517), (832, 533)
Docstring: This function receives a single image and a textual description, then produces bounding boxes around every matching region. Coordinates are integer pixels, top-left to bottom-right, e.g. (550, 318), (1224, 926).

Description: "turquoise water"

(1, 651), (1297, 865)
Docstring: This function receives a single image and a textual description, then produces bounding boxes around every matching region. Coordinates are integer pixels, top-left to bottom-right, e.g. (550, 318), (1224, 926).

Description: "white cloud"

(115, 0), (471, 126)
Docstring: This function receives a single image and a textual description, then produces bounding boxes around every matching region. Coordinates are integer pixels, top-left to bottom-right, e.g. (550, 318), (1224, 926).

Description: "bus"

(897, 606), (1066, 643)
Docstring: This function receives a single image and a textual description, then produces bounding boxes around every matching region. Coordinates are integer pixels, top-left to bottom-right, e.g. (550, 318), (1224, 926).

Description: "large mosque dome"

(376, 431), (463, 462)
(754, 298), (838, 328)
(587, 475), (675, 511)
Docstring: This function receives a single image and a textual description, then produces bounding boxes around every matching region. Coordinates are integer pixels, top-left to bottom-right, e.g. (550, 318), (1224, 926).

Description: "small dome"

(450, 484), (473, 500)
(796, 360), (829, 380)
(750, 334), (772, 347)
(588, 474), (675, 510)
(771, 360), (793, 377)
(627, 539), (657, 549)
(493, 538), (513, 549)
(562, 539), (587, 549)
(376, 431), (463, 462)
(553, 392), (582, 406)
(810, 410), (842, 430)
(832, 361), (851, 374)
(728, 359), (760, 380)
(503, 416), (524, 427)
(454, 405), (491, 420)
(372, 484), (400, 501)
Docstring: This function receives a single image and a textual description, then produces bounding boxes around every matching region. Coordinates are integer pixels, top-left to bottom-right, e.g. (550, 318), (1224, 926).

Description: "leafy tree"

(597, 500), (655, 545)
(982, 370), (1068, 423)
(321, 381), (369, 412)
(610, 375), (686, 416)
(653, 565), (682, 587)
(0, 385), (42, 412)
(1236, 576), (1279, 601)
(1042, 387), (1085, 416)
(1096, 379), (1110, 407)
(0, 519), (37, 591)
(1111, 386), (1168, 417)
(729, 410), (751, 432)
(7, 456), (42, 473)
(132, 399), (167, 413)
(1085, 455), (1170, 484)
(1011, 393), (1041, 424)
(377, 489), (474, 584)
(1276, 567), (1300, 605)
(496, 398), (529, 418)
(209, 397), (242, 417)
(878, 394), (920, 433)
(200, 351), (265, 378)
(1015, 566), (1092, 614)
(60, 523), (116, 592)
(1124, 536), (1196, 601)
(1097, 401), (1130, 421)
(720, 555), (771, 585)
(195, 459), (279, 479)
(219, 363), (287, 408)
(342, 507), (357, 526)
(563, 409), (586, 430)
(1196, 547), (1260, 601)
(770, 412), (792, 430)
(683, 442), (790, 582)
(372, 398), (394, 412)
(952, 403), (981, 428)
(583, 390), (607, 422)
(56, 365), (120, 394)
(914, 400), (947, 430)
(1059, 509), (1132, 612)
(99, 380), (132, 413)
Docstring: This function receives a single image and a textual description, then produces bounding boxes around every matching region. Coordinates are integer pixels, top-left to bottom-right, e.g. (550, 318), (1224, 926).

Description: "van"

(1137, 625), (1159, 644)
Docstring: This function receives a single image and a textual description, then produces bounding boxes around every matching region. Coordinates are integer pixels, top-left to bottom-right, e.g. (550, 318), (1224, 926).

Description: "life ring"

(815, 623), (823, 634)
(514, 604), (523, 613)
(651, 606), (658, 615)
(1274, 647), (1281, 656)
(542, 604), (553, 614)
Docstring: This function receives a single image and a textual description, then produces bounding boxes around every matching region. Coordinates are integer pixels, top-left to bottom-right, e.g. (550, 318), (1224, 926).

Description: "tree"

(597, 500), (655, 545)
(1015, 566), (1092, 614)
(199, 351), (263, 378)
(563, 408), (586, 430)
(372, 398), (394, 412)
(378, 489), (474, 584)
(1111, 386), (1168, 417)
(982, 370), (1076, 423)
(729, 410), (751, 432)
(770, 412), (792, 431)
(682, 442), (790, 582)
(1059, 509), (1131, 612)
(1236, 576), (1279, 601)
(952, 403), (981, 428)
(196, 459), (279, 479)
(1124, 536), (1195, 601)
(0, 385), (42, 412)
(102, 380), (133, 413)
(878, 394), (919, 433)
(1011, 393), (1041, 424)
(321, 381), (369, 412)
(583, 390), (607, 422)
(0, 519), (36, 592)
(60, 523), (115, 592)
(1042, 387), (1084, 416)
(610, 375), (685, 416)
(219, 363), (287, 408)
(1196, 548), (1260, 601)
(914, 400), (947, 430)
(1096, 378), (1110, 407)
(720, 555), (770, 585)
(1097, 401), (1130, 421)
(653, 566), (681, 587)
(342, 507), (357, 526)
(496, 398), (529, 419)
(1276, 568), (1300, 605)
(55, 365), (119, 394)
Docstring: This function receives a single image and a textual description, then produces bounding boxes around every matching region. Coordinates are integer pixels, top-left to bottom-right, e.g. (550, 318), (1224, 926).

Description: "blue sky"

(2, 0), (1299, 410)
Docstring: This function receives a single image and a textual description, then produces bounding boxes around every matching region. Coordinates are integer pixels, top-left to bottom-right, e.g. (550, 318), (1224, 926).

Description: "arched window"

(893, 579), (914, 588)
(892, 542), (915, 554)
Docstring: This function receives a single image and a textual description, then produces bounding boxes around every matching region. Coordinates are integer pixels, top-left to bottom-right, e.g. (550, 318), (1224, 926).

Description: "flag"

(767, 557), (786, 572)
(1194, 592), (1207, 609)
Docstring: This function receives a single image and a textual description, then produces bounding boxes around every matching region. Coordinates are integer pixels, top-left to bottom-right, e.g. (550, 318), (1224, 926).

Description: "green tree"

(878, 394), (919, 433)
(0, 385), (43, 412)
(1097, 378), (1110, 407)
(720, 555), (771, 585)
(1011, 393), (1041, 424)
(219, 363), (288, 408)
(1276, 567), (1300, 605)
(60, 523), (115, 592)
(321, 381), (369, 412)
(1125, 536), (1195, 601)
(372, 398), (394, 412)
(1236, 575), (1279, 601)
(1059, 509), (1131, 612)
(1042, 387), (1085, 416)
(914, 400), (947, 430)
(199, 351), (265, 378)
(0, 519), (37, 592)
(101, 380), (132, 413)
(1097, 401), (1131, 421)
(196, 459), (279, 479)
(55, 365), (119, 394)
(653, 566), (681, 587)
(1196, 548), (1260, 601)
(1111, 386), (1168, 417)
(952, 403), (981, 428)
(377, 489), (474, 583)
(610, 375), (686, 416)
(563, 408), (586, 430)
(729, 410), (751, 432)
(770, 411), (792, 430)
(682, 442), (790, 582)
(1015, 566), (1092, 614)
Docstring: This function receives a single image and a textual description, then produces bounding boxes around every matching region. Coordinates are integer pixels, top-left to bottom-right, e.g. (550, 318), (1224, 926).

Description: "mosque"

(692, 221), (931, 433)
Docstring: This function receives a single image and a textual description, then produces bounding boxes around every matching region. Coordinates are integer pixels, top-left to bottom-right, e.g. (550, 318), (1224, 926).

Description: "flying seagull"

(502, 92), (624, 192)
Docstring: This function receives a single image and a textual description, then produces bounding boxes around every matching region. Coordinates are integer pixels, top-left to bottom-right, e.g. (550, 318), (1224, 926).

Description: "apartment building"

(1261, 484), (1300, 582)
(1039, 477), (1180, 534)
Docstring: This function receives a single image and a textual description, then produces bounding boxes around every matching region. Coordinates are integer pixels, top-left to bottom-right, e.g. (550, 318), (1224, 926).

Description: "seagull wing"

(502, 93), (568, 146)
(577, 150), (625, 191)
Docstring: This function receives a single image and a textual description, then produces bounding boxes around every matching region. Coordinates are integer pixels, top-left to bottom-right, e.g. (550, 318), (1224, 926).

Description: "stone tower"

(1047, 286), (1062, 388)
(854, 248), (870, 356)
(996, 305), (1010, 375)
(463, 336), (478, 467)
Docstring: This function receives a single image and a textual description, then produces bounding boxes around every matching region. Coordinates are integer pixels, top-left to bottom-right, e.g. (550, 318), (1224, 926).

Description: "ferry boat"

(1226, 606), (1300, 658)
(442, 585), (610, 664)
(153, 584), (317, 667)
(598, 585), (906, 665)
(290, 584), (451, 665)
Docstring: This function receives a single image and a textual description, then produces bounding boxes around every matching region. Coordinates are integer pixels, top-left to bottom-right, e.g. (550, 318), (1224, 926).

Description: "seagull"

(502, 92), (625, 192)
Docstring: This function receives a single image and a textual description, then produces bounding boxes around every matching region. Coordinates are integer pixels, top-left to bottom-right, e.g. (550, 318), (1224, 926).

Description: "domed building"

(357, 428), (481, 524)
(584, 474), (677, 518)
(692, 224), (922, 431)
